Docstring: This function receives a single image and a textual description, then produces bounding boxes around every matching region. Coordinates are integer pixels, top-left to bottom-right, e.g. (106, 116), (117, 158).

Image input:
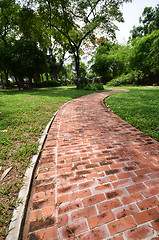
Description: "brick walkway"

(23, 90), (159, 240)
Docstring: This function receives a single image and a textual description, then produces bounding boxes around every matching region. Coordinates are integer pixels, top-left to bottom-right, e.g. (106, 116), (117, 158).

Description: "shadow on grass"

(0, 86), (108, 97)
(0, 87), (108, 130)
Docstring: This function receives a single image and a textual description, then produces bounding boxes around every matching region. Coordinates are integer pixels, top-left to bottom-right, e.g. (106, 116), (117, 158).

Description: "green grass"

(0, 86), (106, 238)
(0, 85), (158, 238)
(0, 86), (102, 167)
(105, 86), (159, 141)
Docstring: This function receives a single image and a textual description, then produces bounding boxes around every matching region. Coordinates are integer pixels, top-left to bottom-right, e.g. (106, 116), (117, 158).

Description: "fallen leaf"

(0, 167), (12, 181)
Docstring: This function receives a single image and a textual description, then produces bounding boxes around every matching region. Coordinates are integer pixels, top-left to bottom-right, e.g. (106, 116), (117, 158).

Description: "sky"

(116, 0), (159, 44)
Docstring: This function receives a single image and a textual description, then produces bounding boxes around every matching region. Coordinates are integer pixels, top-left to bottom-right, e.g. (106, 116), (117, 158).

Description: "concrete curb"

(6, 111), (58, 240)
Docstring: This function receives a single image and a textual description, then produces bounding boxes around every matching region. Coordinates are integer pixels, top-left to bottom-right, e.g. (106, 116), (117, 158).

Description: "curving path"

(23, 90), (159, 240)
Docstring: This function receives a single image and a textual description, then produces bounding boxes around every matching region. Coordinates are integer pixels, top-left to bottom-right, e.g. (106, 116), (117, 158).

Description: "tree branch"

(78, 25), (97, 48)
(87, 0), (95, 18)
(1, 7), (10, 44)
(86, 0), (100, 20)
(51, 24), (77, 51)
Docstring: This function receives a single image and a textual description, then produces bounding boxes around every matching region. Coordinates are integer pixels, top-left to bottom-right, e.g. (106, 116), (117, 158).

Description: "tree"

(0, 0), (20, 44)
(129, 4), (159, 40)
(18, 6), (51, 50)
(92, 40), (129, 83)
(9, 39), (48, 89)
(0, 0), (21, 87)
(0, 42), (13, 87)
(91, 3), (159, 86)
(29, 0), (132, 88)
(0, 1), (52, 89)
(129, 30), (159, 84)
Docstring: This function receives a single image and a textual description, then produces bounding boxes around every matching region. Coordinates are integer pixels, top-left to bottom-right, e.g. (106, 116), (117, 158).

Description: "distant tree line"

(91, 4), (159, 86)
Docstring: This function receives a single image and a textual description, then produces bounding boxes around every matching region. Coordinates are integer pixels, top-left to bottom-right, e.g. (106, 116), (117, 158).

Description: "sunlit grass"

(105, 86), (159, 141)
(0, 85), (158, 238)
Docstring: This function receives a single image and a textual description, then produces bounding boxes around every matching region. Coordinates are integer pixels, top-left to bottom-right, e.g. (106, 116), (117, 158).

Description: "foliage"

(91, 4), (159, 87)
(0, 0), (20, 44)
(92, 40), (129, 83)
(0, 42), (12, 73)
(0, 39), (48, 89)
(32, 80), (61, 88)
(129, 4), (159, 40)
(105, 87), (159, 141)
(18, 6), (50, 49)
(107, 70), (144, 86)
(10, 39), (48, 79)
(0, 1), (63, 89)
(91, 30), (159, 86)
(81, 82), (104, 91)
(129, 30), (159, 85)
(29, 0), (132, 88)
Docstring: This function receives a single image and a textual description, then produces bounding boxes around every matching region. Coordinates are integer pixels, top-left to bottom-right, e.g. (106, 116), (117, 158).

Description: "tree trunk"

(45, 73), (49, 81)
(57, 52), (65, 75)
(0, 73), (4, 89)
(5, 71), (9, 89)
(20, 77), (26, 90)
(15, 76), (21, 90)
(29, 77), (33, 85)
(74, 48), (81, 89)
(41, 74), (44, 82)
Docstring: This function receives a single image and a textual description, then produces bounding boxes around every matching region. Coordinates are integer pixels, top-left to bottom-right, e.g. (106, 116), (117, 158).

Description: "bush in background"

(107, 70), (144, 86)
(80, 82), (104, 91)
(32, 80), (61, 88)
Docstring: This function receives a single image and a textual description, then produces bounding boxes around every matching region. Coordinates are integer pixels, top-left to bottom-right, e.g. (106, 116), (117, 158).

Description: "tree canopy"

(129, 30), (159, 82)
(91, 3), (159, 86)
(0, 0), (20, 44)
(92, 39), (129, 83)
(0, 0), (50, 89)
(129, 4), (159, 40)
(1, 0), (135, 89)
(27, 0), (132, 88)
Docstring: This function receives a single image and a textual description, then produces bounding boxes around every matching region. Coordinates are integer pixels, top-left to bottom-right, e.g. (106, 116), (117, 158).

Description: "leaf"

(0, 167), (12, 181)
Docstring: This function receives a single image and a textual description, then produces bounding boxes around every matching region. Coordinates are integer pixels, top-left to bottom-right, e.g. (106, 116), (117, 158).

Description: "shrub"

(107, 70), (144, 86)
(32, 80), (61, 88)
(81, 82), (104, 91)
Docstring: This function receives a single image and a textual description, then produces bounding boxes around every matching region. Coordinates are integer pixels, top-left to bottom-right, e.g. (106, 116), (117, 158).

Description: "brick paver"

(23, 90), (159, 240)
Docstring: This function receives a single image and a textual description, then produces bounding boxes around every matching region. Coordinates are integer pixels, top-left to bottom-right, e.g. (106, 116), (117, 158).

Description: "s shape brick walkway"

(23, 90), (159, 240)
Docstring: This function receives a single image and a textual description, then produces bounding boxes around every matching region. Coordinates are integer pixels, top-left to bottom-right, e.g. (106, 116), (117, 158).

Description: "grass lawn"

(105, 86), (159, 142)
(0, 85), (158, 238)
(0, 86), (105, 238)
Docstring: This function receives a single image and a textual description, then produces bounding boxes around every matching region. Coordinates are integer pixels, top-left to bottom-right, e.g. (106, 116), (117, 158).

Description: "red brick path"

(24, 90), (159, 240)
